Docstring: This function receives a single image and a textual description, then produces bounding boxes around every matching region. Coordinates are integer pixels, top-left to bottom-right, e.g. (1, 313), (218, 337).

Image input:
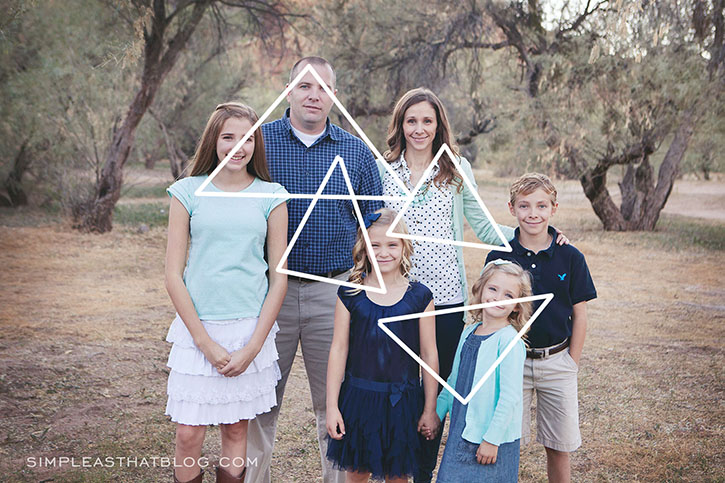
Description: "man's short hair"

(509, 172), (558, 205)
(289, 56), (336, 88)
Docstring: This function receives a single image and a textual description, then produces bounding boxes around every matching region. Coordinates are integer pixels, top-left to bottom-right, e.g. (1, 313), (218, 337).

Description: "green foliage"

(0, 0), (137, 207)
(113, 202), (169, 228)
(307, 0), (723, 184)
(640, 214), (725, 251)
(121, 183), (169, 199)
(1, 0), (723, 227)
(136, 10), (275, 171)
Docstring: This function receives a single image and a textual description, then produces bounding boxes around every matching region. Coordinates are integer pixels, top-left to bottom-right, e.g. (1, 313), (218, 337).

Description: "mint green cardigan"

(436, 323), (525, 446)
(379, 157), (515, 303)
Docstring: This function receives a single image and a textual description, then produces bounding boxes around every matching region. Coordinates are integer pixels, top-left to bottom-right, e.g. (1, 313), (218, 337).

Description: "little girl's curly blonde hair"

(470, 259), (533, 334)
(347, 208), (414, 294)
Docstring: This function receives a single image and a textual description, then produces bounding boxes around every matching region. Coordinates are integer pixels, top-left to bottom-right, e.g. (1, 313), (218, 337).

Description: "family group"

(163, 56), (596, 483)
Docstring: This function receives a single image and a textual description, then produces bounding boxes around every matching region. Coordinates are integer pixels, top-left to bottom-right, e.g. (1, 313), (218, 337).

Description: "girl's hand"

(554, 227), (570, 245)
(326, 407), (346, 440)
(220, 344), (259, 378)
(476, 440), (498, 465)
(417, 411), (440, 441)
(198, 339), (231, 373)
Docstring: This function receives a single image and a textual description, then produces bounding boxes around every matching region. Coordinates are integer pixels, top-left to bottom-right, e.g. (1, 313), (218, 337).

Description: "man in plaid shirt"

(246, 56), (383, 483)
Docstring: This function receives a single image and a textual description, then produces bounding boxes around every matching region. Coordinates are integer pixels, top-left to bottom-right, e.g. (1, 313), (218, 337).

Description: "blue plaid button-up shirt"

(262, 110), (383, 274)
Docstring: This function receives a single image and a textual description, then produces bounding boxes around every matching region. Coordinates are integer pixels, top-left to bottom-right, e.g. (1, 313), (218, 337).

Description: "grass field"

(0, 166), (723, 482)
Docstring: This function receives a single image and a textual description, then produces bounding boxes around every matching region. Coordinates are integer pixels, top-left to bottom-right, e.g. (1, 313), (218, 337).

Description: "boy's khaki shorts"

(522, 348), (582, 452)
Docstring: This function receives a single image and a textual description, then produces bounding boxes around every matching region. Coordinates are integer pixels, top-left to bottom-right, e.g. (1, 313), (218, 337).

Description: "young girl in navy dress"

(432, 260), (533, 482)
(325, 208), (440, 482)
(165, 102), (288, 483)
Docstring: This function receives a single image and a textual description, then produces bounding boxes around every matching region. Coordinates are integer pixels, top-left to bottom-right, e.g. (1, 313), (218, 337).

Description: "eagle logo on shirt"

(557, 273), (567, 281)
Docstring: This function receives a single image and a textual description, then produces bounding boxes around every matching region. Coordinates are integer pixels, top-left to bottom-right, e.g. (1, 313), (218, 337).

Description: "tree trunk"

(580, 163), (629, 231)
(1, 140), (31, 207)
(169, 150), (188, 179)
(143, 143), (163, 169)
(579, 110), (697, 231)
(638, 109), (697, 230)
(73, 0), (211, 233)
(618, 156), (655, 225)
(149, 109), (189, 179)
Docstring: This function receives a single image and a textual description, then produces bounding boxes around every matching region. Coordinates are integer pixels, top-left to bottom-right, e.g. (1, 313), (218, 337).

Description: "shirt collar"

(281, 108), (339, 143)
(392, 150), (440, 185)
(511, 225), (557, 258)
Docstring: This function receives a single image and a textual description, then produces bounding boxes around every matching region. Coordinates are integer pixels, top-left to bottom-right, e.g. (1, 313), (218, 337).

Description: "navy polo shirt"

(485, 226), (596, 348)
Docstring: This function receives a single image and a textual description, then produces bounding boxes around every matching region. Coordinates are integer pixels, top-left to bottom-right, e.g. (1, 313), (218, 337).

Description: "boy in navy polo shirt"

(485, 173), (596, 483)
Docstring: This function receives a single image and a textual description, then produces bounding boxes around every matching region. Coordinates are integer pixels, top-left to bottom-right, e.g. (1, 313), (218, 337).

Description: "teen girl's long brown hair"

(384, 87), (462, 191)
(187, 102), (271, 182)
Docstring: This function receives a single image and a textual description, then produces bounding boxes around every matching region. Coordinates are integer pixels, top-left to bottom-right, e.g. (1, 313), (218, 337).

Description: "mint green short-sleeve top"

(167, 175), (288, 320)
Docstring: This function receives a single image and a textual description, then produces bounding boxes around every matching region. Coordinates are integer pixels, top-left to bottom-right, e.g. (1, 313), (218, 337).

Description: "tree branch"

(556, 0), (608, 40)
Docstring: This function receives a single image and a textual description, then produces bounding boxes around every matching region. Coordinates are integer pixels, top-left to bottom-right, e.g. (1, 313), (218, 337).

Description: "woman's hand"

(198, 339), (231, 373)
(476, 440), (499, 465)
(220, 344), (259, 377)
(326, 407), (346, 440)
(417, 411), (440, 440)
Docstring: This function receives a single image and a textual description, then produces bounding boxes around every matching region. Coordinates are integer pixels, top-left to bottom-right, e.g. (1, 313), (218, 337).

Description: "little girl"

(164, 102), (288, 483)
(325, 208), (440, 482)
(433, 259), (533, 482)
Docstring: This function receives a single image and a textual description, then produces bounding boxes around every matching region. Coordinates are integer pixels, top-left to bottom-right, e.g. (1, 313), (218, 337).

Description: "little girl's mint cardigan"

(436, 323), (526, 446)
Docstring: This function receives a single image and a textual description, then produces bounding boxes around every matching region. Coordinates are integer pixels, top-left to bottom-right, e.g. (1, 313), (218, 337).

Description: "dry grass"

(0, 168), (723, 482)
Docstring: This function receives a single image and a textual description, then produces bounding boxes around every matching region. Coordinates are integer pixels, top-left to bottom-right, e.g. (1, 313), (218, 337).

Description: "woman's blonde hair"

(470, 260), (533, 334)
(347, 208), (414, 294)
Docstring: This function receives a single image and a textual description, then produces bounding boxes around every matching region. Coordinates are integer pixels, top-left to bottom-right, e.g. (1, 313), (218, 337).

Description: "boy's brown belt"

(526, 338), (570, 359)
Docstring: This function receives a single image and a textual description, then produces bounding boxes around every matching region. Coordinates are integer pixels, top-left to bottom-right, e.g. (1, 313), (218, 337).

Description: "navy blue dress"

(327, 282), (433, 479)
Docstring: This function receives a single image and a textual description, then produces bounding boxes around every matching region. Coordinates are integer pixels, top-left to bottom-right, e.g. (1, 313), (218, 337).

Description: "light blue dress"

(437, 331), (521, 482)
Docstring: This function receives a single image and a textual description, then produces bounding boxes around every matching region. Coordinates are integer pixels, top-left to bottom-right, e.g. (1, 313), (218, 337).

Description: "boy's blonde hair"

(470, 260), (533, 335)
(347, 208), (413, 294)
(509, 172), (558, 205)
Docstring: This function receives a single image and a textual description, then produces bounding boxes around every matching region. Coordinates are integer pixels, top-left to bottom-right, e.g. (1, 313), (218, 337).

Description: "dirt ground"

(0, 169), (723, 482)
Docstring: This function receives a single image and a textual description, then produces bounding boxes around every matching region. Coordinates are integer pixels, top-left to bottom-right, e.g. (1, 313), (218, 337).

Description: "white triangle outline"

(386, 143), (513, 252)
(378, 292), (554, 405)
(193, 62), (410, 201)
(275, 155), (387, 293)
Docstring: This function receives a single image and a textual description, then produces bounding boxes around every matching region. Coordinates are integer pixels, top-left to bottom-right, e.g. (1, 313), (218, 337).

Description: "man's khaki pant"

(246, 273), (347, 483)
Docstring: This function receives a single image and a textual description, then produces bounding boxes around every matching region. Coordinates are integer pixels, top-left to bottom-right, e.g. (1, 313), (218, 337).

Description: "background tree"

(69, 0), (293, 233)
(1, 0), (722, 232)
(311, 0), (724, 231)
(1, 0), (137, 209)
(479, 0), (725, 230)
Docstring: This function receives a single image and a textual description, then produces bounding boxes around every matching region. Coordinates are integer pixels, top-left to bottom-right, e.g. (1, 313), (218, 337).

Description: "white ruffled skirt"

(164, 314), (281, 426)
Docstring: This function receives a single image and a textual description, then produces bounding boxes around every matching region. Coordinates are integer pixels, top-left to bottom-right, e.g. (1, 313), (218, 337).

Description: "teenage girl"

(165, 102), (288, 483)
(432, 259), (533, 482)
(325, 208), (439, 482)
